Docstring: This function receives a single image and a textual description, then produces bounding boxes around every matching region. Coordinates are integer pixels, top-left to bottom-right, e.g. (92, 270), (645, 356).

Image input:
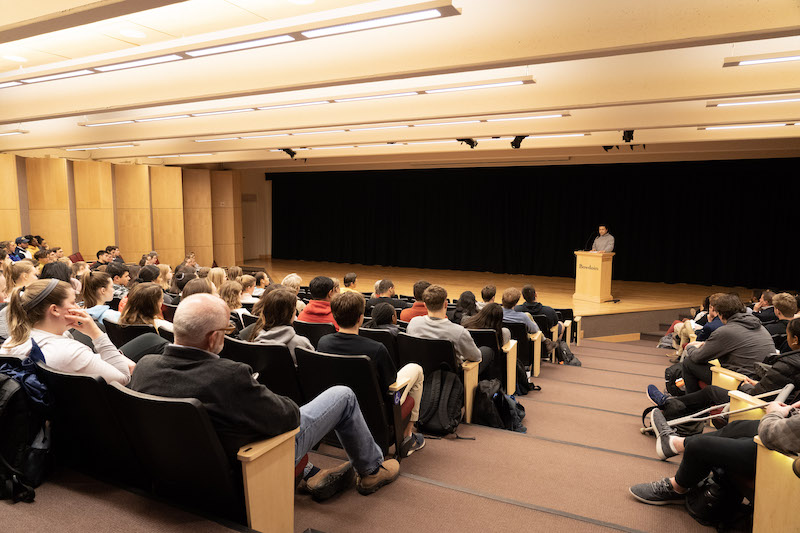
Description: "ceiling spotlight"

(457, 138), (478, 149)
(281, 148), (297, 159)
(510, 135), (528, 149)
(622, 130), (634, 143)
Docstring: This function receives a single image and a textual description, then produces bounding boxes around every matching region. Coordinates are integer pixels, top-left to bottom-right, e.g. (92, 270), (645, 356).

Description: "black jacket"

(740, 349), (800, 402)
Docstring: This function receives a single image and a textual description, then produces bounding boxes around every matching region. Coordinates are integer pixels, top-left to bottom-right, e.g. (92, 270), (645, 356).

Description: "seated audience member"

(226, 265), (243, 280)
(514, 285), (564, 340)
(319, 291), (425, 452)
(341, 272), (359, 294)
(331, 277), (341, 294)
(753, 290), (777, 323)
(629, 401), (800, 506)
(681, 293), (774, 393)
(363, 302), (400, 335)
(3, 240), (22, 262)
(105, 245), (124, 263)
(371, 280), (381, 299)
(40, 261), (79, 294)
(219, 280), (248, 323)
(399, 280), (431, 322)
(0, 261), (38, 339)
(765, 292), (797, 339)
(80, 271), (122, 325)
(176, 252), (198, 274)
(297, 276), (339, 330)
(156, 264), (173, 294)
(249, 289), (313, 362)
(33, 249), (51, 274)
(71, 261), (89, 281)
(451, 291), (479, 324)
(90, 249), (111, 270)
(138, 251), (158, 267)
(500, 287), (540, 335)
(129, 293), (400, 498)
(252, 272), (269, 297)
(647, 317), (800, 419)
(0, 279), (134, 384)
(105, 262), (131, 298)
(196, 266), (210, 279)
(463, 303), (511, 347)
(168, 265), (194, 295)
(207, 267), (227, 292)
(14, 237), (32, 260)
(673, 297), (722, 359)
(116, 282), (173, 333)
(281, 273), (306, 314)
(366, 279), (411, 311)
(407, 284), (493, 376)
(180, 277), (213, 299)
(238, 275), (258, 304)
(476, 284), (497, 310)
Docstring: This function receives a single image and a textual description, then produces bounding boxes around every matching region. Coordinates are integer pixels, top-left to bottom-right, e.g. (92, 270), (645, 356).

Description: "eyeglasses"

(212, 324), (237, 335)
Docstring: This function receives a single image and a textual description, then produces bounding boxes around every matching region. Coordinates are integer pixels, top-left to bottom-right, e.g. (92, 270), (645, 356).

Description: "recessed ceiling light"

(194, 137), (240, 142)
(0, 130), (27, 137)
(95, 54), (183, 72)
(413, 120), (481, 127)
(405, 140), (454, 145)
(528, 133), (588, 139)
(21, 69), (94, 83)
(257, 100), (330, 110)
(148, 153), (213, 158)
(134, 114), (191, 122)
(293, 129), (346, 136)
(334, 92), (418, 103)
(241, 133), (290, 139)
(192, 108), (255, 116)
(186, 35), (295, 57)
(3, 55), (28, 62)
(425, 80), (524, 94)
(708, 97), (800, 107)
(486, 114), (565, 122)
(349, 125), (410, 132)
(0, 81), (22, 89)
(301, 9), (442, 38)
(723, 51), (800, 67)
(701, 123), (789, 130)
(83, 120), (134, 127)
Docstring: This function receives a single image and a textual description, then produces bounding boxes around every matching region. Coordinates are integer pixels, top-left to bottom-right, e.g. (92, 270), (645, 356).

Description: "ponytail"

(80, 270), (112, 308)
(5, 279), (72, 348)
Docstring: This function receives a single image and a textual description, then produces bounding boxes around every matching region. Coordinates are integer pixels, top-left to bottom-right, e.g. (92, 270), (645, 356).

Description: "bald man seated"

(129, 293), (400, 501)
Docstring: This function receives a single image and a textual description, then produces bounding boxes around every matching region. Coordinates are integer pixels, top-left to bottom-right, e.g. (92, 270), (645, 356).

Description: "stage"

(245, 259), (750, 341)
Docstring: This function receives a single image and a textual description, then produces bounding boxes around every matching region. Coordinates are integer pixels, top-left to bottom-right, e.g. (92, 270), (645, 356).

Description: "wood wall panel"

(73, 160), (115, 259)
(233, 171), (243, 264)
(25, 157), (73, 251)
(210, 171), (238, 267)
(150, 166), (185, 267)
(0, 154), (22, 239)
(182, 169), (213, 267)
(114, 164), (152, 261)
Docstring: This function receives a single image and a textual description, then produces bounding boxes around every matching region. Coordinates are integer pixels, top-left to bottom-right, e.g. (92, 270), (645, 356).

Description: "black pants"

(120, 333), (170, 363)
(477, 346), (495, 377)
(664, 385), (730, 420)
(674, 420), (759, 489)
(682, 358), (713, 393)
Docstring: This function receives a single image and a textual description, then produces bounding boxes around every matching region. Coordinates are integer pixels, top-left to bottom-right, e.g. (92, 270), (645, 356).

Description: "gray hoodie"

(686, 312), (774, 377)
(252, 325), (313, 364)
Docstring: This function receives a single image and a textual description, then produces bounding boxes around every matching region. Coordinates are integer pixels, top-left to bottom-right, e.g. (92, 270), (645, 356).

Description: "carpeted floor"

(4, 339), (713, 533)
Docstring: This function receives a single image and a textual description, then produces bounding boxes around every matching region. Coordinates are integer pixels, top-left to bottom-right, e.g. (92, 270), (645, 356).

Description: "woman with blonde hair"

(281, 272), (306, 313)
(80, 270), (121, 325)
(219, 280), (247, 322)
(0, 279), (133, 384)
(227, 266), (243, 280)
(238, 274), (258, 304)
(117, 282), (173, 333)
(208, 267), (227, 291)
(156, 264), (173, 293)
(0, 261), (38, 338)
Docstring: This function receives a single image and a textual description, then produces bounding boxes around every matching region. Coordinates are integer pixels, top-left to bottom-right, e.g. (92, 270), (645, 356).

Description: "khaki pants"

(396, 363), (424, 422)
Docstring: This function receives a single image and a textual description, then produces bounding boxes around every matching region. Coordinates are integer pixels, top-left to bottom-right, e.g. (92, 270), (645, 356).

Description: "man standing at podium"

(592, 225), (615, 252)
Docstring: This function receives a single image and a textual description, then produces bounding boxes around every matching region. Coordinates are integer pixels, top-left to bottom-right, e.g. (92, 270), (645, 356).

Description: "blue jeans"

(295, 385), (383, 476)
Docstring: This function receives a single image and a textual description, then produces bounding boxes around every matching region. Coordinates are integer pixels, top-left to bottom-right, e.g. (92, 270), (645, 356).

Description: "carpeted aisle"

(295, 339), (711, 533)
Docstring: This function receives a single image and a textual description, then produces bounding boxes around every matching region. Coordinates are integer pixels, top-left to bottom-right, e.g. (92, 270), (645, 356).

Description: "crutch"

(640, 384), (795, 434)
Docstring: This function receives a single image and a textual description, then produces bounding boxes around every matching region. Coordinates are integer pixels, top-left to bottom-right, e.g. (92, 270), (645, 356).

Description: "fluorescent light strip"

(486, 114), (565, 122)
(21, 69), (94, 83)
(413, 120), (481, 127)
(195, 137), (240, 142)
(714, 97), (800, 107)
(0, 81), (22, 89)
(357, 143), (403, 147)
(148, 153), (213, 158)
(309, 145), (354, 150)
(349, 125), (409, 132)
(293, 129), (346, 136)
(301, 9), (441, 39)
(703, 123), (789, 130)
(241, 133), (290, 139)
(425, 80), (523, 94)
(95, 55), (182, 72)
(334, 92), (418, 103)
(405, 140), (453, 145)
(66, 144), (136, 151)
(84, 120), (134, 127)
(529, 133), (587, 139)
(257, 101), (330, 110)
(187, 35), (295, 57)
(191, 108), (255, 116)
(135, 114), (191, 122)
(738, 55), (800, 66)
(0, 131), (26, 137)
(475, 137), (514, 141)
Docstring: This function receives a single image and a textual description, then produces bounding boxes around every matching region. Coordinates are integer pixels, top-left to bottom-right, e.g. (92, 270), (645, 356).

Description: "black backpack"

(418, 366), (464, 435)
(664, 362), (686, 396)
(473, 379), (527, 433)
(554, 340), (581, 366)
(515, 360), (540, 396)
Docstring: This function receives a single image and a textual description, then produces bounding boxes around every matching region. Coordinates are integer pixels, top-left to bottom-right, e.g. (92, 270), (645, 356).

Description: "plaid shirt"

(113, 284), (129, 299)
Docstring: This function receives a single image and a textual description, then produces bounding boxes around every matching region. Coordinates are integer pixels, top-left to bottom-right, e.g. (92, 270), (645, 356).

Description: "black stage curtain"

(271, 158), (797, 289)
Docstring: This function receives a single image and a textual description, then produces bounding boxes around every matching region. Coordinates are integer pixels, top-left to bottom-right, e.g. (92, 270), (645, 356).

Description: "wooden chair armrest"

(462, 361), (480, 424)
(238, 428), (299, 462)
(574, 316), (583, 346)
(502, 340), (518, 395)
(728, 390), (767, 408)
(563, 319), (572, 328)
(710, 366), (749, 381)
(752, 436), (800, 533)
(237, 428), (299, 533)
(708, 358), (721, 367)
(529, 332), (542, 377)
(529, 331), (542, 342)
(501, 339), (517, 353)
(388, 376), (411, 393)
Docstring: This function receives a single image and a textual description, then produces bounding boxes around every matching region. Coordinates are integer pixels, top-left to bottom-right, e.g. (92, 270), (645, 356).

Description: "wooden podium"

(573, 251), (615, 303)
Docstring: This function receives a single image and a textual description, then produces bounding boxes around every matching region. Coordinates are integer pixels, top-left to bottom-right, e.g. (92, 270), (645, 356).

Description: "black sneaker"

(629, 478), (686, 505)
(646, 385), (670, 407)
(650, 408), (678, 460)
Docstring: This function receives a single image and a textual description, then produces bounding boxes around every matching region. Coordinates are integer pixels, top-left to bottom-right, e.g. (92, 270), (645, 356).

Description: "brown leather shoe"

(302, 461), (355, 501)
(356, 459), (400, 495)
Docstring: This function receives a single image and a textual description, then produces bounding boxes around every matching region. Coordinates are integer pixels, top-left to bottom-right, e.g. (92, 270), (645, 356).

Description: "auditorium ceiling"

(1, 0), (799, 172)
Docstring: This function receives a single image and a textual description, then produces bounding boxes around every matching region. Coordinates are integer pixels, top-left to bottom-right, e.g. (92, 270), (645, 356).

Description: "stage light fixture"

(510, 135), (527, 149)
(457, 138), (478, 149)
(622, 130), (634, 143)
(281, 148), (297, 159)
